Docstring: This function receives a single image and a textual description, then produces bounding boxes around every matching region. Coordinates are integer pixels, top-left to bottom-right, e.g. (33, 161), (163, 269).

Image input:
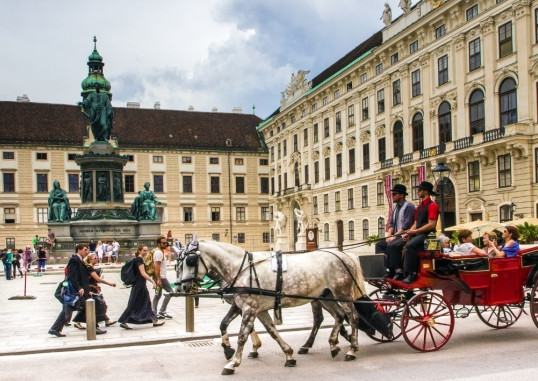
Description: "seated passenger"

(438, 234), (452, 254)
(451, 229), (487, 257)
(487, 226), (520, 258)
(482, 231), (499, 257)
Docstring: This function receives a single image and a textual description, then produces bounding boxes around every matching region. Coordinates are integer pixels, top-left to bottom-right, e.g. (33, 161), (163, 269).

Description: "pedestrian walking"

(3, 249), (12, 280)
(89, 239), (97, 254)
(111, 238), (120, 264)
(24, 246), (32, 270)
(118, 244), (165, 330)
(48, 243), (91, 337)
(12, 249), (23, 278)
(96, 240), (104, 263)
(152, 236), (173, 319)
(37, 245), (47, 272)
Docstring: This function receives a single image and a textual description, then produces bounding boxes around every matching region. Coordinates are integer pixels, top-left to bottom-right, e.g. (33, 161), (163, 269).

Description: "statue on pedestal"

(294, 208), (307, 235)
(80, 83), (114, 142)
(274, 210), (287, 236)
(48, 180), (72, 222)
(381, 3), (392, 26)
(131, 182), (166, 221)
(399, 0), (412, 13)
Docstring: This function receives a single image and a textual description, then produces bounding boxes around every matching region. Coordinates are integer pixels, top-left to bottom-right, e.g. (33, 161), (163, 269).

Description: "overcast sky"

(0, 0), (409, 119)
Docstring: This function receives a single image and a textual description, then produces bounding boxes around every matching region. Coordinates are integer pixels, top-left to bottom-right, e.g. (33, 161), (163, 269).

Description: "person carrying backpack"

(152, 236), (174, 319)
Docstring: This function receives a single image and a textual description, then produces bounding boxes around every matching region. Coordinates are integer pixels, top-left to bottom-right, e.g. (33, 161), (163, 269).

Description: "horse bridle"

(177, 241), (211, 287)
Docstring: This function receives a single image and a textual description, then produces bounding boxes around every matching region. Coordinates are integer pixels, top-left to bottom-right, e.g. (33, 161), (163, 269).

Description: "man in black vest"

(49, 243), (98, 337)
(376, 184), (416, 280)
(400, 181), (440, 284)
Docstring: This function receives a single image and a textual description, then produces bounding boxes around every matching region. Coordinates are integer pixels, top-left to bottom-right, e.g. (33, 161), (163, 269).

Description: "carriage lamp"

(432, 162), (451, 235)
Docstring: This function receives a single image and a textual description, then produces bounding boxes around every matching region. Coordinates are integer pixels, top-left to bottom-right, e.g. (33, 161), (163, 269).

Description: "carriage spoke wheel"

(401, 292), (454, 352)
(475, 304), (523, 329)
(366, 290), (403, 342)
(529, 283), (538, 328)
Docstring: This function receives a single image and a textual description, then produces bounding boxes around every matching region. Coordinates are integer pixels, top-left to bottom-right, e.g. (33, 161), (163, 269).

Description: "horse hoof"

(344, 354), (356, 362)
(298, 347), (309, 355)
(284, 359), (296, 367)
(331, 348), (341, 358)
(248, 352), (258, 359)
(221, 368), (235, 375)
(223, 347), (235, 360)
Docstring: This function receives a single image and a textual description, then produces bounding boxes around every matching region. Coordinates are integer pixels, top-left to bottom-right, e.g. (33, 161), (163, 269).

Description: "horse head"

(178, 234), (208, 294)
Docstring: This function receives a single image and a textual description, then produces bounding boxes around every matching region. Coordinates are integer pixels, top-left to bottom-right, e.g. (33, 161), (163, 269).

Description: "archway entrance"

(435, 178), (456, 230)
(336, 220), (344, 251)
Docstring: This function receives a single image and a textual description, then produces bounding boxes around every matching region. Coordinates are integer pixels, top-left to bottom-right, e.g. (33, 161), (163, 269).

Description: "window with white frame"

(362, 219), (369, 239)
(335, 191), (341, 212)
(324, 223), (330, 241)
(37, 207), (48, 223)
(236, 207), (246, 222)
(349, 221), (355, 240)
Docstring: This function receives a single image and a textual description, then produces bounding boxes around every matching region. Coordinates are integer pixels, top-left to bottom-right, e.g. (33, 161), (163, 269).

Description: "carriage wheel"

(366, 290), (402, 342)
(475, 304), (523, 329)
(401, 292), (454, 352)
(529, 282), (538, 329)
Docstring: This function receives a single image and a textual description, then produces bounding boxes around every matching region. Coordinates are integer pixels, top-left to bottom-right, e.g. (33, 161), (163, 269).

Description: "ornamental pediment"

(280, 70), (312, 111)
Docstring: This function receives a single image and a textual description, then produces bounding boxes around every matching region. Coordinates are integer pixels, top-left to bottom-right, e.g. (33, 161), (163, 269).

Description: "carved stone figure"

(96, 172), (110, 202)
(399, 0), (412, 13)
(82, 172), (93, 203)
(294, 208), (307, 235)
(274, 210), (287, 236)
(131, 182), (166, 221)
(48, 180), (72, 222)
(381, 3), (392, 26)
(113, 172), (123, 203)
(80, 83), (114, 141)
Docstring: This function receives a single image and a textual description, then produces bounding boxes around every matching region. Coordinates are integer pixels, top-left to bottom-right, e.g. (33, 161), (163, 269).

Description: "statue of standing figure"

(294, 208), (307, 235)
(274, 210), (287, 236)
(48, 180), (72, 222)
(399, 0), (412, 13)
(381, 3), (392, 26)
(131, 182), (166, 221)
(80, 83), (114, 141)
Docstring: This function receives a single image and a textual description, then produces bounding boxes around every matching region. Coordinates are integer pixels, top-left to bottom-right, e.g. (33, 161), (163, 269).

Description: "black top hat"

(417, 181), (438, 196)
(390, 184), (408, 195)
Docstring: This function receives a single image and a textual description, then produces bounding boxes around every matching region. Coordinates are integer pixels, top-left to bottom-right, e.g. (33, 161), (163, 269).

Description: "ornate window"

(499, 78), (517, 127)
(469, 89), (485, 134)
(412, 113), (424, 151)
(393, 121), (404, 158)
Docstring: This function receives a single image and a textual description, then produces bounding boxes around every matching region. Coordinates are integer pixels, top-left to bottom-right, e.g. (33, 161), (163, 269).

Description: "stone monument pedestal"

(274, 235), (289, 252)
(295, 233), (306, 251)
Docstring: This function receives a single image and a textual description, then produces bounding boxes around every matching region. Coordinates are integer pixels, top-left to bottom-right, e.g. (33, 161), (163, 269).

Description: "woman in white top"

(96, 241), (104, 263)
(453, 229), (487, 257)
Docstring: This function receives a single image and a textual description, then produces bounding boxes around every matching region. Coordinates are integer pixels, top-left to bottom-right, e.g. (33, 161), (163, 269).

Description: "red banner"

(417, 164), (425, 184)
(385, 174), (392, 231)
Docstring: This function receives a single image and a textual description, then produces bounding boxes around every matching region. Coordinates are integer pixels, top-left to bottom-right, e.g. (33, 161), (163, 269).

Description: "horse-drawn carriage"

(361, 246), (538, 352)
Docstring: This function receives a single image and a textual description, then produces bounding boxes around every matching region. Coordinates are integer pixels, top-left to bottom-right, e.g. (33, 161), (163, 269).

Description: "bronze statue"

(113, 172), (123, 203)
(80, 83), (114, 141)
(96, 172), (110, 202)
(48, 180), (72, 222)
(82, 172), (93, 203)
(131, 182), (166, 221)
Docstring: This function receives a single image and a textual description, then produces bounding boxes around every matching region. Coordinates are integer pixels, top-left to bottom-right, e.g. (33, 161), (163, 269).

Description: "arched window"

(393, 121), (404, 158)
(378, 217), (385, 237)
(362, 219), (369, 239)
(438, 101), (452, 144)
(499, 78), (517, 128)
(324, 223), (330, 241)
(469, 89), (485, 135)
(348, 221), (355, 240)
(294, 162), (300, 187)
(412, 113), (424, 152)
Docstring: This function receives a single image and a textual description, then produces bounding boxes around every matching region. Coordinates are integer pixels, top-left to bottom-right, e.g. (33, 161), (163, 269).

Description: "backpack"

(144, 250), (155, 277)
(0, 253), (6, 264)
(120, 258), (137, 286)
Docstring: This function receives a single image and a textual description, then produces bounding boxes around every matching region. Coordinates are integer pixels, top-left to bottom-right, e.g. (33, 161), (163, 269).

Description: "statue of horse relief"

(179, 236), (392, 375)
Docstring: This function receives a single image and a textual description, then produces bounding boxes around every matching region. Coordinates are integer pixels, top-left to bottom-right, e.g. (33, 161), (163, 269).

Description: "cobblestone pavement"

(0, 264), (336, 356)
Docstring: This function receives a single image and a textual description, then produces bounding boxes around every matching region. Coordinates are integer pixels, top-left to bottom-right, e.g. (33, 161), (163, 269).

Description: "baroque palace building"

(0, 42), (270, 251)
(259, 0), (538, 253)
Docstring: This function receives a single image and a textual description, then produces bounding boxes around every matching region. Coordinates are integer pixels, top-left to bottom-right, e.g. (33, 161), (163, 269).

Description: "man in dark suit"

(49, 243), (105, 336)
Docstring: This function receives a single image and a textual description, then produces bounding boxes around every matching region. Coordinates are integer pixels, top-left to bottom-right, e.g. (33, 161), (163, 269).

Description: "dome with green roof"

(81, 36), (112, 96)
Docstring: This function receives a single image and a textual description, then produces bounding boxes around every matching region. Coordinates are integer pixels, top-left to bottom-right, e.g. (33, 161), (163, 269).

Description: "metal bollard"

(185, 296), (194, 332)
(86, 299), (96, 340)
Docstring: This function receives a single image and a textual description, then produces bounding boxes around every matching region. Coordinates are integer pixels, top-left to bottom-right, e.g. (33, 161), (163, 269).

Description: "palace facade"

(259, 0), (538, 253)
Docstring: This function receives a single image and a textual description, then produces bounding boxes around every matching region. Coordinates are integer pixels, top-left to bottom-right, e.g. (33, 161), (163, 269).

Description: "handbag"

(61, 280), (85, 310)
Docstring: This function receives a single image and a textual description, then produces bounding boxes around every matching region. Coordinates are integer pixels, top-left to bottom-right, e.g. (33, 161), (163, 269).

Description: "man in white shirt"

(152, 236), (173, 319)
(111, 238), (120, 264)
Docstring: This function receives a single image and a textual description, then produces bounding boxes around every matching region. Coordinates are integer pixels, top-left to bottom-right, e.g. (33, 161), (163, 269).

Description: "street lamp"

(432, 162), (451, 234)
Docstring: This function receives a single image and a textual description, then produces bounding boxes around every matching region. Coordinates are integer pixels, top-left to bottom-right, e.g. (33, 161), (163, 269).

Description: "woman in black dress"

(119, 244), (165, 329)
(72, 253), (117, 332)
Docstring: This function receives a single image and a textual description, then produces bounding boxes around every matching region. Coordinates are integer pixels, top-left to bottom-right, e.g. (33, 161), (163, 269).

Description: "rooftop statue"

(80, 83), (114, 142)
(381, 3), (392, 26)
(399, 0), (412, 13)
(48, 180), (72, 222)
(131, 182), (166, 221)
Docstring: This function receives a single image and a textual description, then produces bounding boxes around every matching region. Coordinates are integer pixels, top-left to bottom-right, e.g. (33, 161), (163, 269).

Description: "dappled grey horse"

(179, 237), (390, 375)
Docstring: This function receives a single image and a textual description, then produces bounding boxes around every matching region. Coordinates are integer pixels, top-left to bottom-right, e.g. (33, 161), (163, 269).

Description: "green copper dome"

(81, 36), (112, 96)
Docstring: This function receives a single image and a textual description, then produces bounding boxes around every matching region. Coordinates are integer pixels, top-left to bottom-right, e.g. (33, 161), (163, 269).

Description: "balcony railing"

(483, 127), (505, 143)
(454, 136), (474, 150)
(398, 153), (413, 164)
(420, 143), (446, 159)
(380, 158), (393, 169)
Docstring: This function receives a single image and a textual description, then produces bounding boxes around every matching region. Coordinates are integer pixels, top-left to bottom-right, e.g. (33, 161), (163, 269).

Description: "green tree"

(516, 223), (538, 244)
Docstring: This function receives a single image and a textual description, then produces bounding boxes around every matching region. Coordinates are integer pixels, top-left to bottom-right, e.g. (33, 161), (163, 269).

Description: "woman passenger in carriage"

(452, 229), (487, 257)
(482, 231), (499, 257)
(487, 226), (520, 258)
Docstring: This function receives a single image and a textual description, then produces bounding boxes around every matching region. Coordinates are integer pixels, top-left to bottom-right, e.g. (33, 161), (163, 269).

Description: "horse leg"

(320, 300), (352, 342)
(247, 330), (262, 358)
(256, 310), (296, 367)
(298, 300), (324, 354)
(220, 303), (241, 360)
(318, 300), (347, 358)
(340, 301), (360, 361)
(222, 309), (256, 375)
